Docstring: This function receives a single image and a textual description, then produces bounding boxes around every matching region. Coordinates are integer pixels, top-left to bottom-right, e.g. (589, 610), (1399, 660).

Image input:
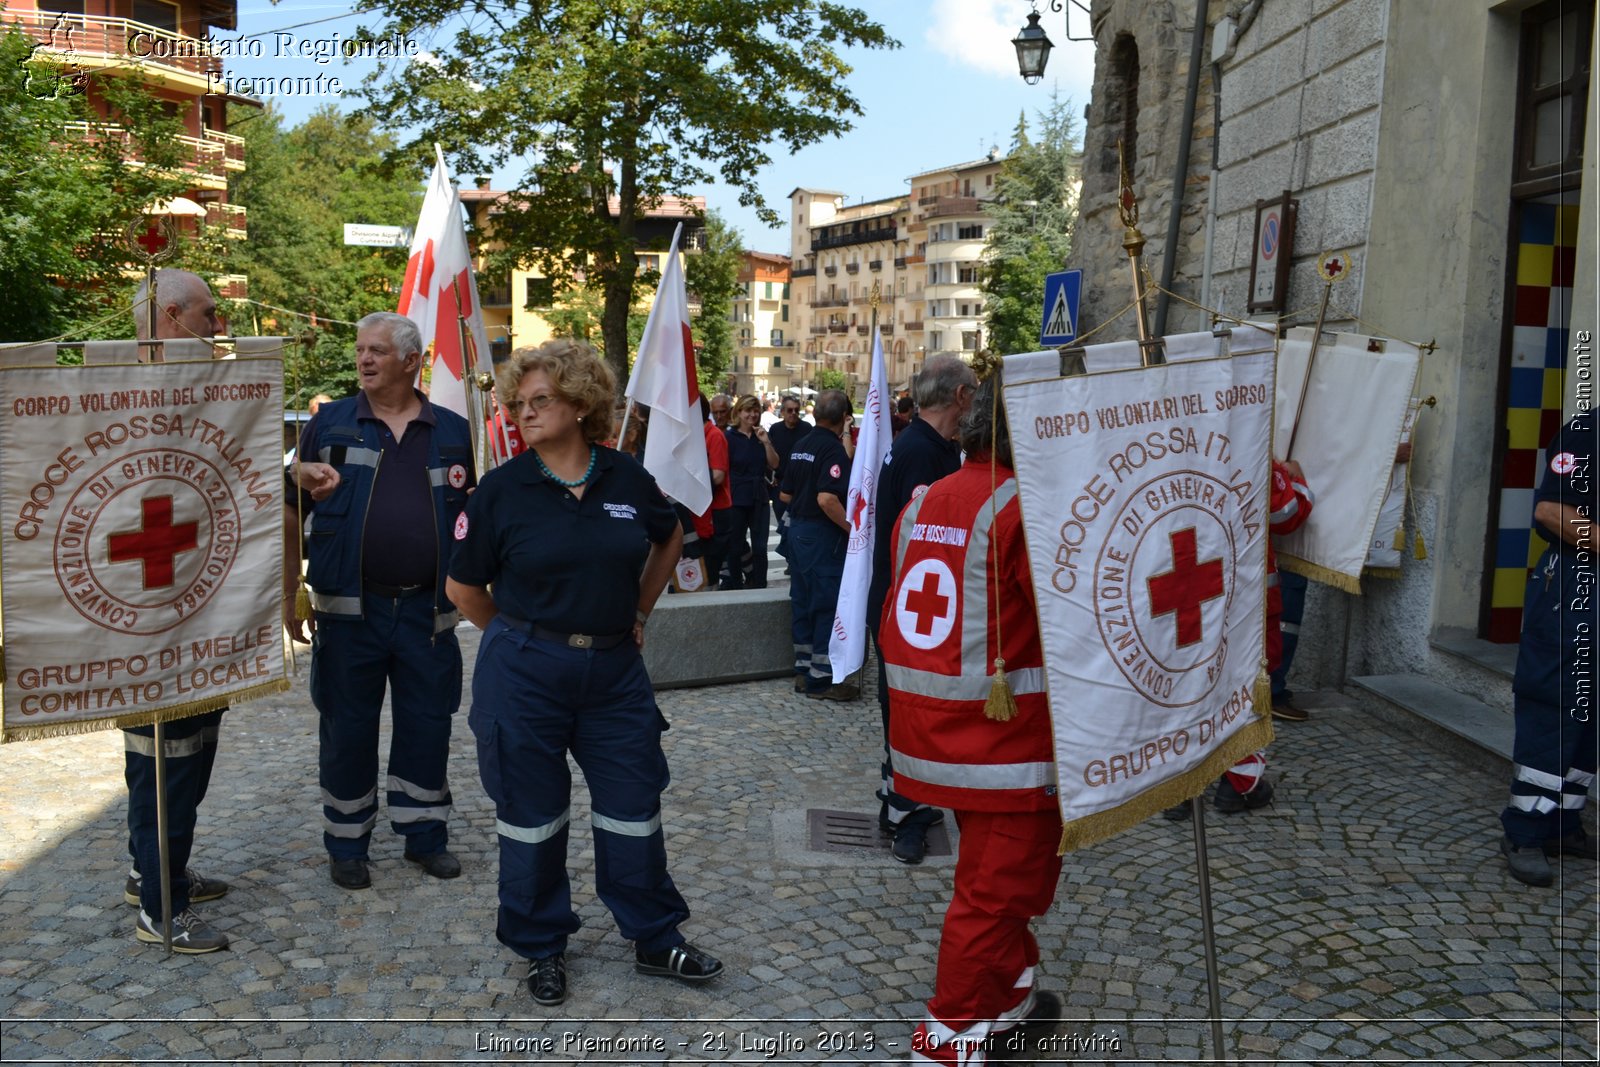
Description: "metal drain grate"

(806, 808), (952, 857)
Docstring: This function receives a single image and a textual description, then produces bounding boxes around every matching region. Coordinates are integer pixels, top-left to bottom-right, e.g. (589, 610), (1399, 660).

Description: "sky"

(222, 0), (1098, 252)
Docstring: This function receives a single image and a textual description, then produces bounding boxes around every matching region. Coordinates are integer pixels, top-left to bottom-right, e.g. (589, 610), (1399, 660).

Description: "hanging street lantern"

(1012, 9), (1053, 84)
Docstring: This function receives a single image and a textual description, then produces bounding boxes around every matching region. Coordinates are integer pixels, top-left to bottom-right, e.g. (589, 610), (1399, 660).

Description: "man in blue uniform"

(780, 388), (856, 699)
(125, 269), (231, 953)
(767, 394), (812, 563)
(1501, 411), (1597, 886)
(867, 355), (976, 863)
(284, 311), (474, 890)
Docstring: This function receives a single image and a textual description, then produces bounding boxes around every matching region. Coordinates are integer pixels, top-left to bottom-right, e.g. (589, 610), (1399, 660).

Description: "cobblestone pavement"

(1, 628), (1596, 1065)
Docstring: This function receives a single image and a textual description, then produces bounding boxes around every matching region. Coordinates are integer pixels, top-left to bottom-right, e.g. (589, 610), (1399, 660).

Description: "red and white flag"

(829, 326), (891, 682)
(625, 223), (711, 515)
(397, 145), (492, 419)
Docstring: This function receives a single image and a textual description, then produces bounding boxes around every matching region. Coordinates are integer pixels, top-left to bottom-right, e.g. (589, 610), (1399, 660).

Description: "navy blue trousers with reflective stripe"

(1502, 549), (1597, 846)
(124, 708), (224, 915)
(310, 592), (461, 859)
(1270, 569), (1307, 701)
(470, 617), (689, 961)
(790, 519), (846, 691)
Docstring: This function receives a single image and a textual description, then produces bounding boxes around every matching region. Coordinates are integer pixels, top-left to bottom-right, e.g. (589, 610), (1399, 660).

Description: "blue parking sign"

(1039, 270), (1082, 347)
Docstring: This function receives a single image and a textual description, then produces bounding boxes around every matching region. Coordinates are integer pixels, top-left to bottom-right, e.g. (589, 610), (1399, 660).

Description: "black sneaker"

(807, 682), (860, 701)
(1545, 832), (1600, 859)
(1214, 776), (1274, 813)
(124, 869), (230, 907)
(989, 989), (1062, 1061)
(135, 907), (229, 954)
(890, 808), (945, 865)
(404, 849), (462, 879)
(1503, 835), (1555, 886)
(635, 942), (723, 983)
(329, 857), (371, 890)
(527, 953), (567, 1005)
(1162, 802), (1192, 821)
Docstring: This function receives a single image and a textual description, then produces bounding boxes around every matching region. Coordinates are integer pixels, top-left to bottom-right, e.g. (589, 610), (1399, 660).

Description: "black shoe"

(125, 868), (230, 907)
(135, 907), (229, 954)
(330, 857), (371, 890)
(807, 682), (860, 701)
(1545, 832), (1600, 859)
(1503, 835), (1555, 886)
(635, 941), (724, 983)
(989, 989), (1062, 1060)
(1214, 776), (1274, 813)
(1162, 802), (1192, 821)
(793, 675), (806, 693)
(527, 953), (567, 1006)
(1271, 699), (1309, 722)
(404, 849), (462, 879)
(892, 820), (930, 864)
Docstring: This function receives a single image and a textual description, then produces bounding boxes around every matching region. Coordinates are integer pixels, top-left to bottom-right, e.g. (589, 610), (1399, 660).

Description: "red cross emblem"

(851, 493), (868, 530)
(1146, 526), (1225, 649)
(106, 495), (199, 589)
(135, 221), (169, 257)
(1551, 451), (1576, 475)
(895, 558), (957, 650)
(448, 463), (468, 488)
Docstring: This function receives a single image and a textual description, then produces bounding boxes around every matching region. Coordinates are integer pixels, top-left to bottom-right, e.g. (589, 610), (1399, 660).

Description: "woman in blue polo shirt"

(445, 339), (723, 1006)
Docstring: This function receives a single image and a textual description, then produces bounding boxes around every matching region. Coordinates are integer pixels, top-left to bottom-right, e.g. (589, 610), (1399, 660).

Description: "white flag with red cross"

(626, 223), (711, 516)
(397, 146), (492, 420)
(1002, 341), (1278, 850)
(828, 326), (892, 682)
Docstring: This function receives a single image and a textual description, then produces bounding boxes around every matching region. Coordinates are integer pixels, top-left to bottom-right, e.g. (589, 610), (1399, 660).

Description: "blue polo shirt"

(781, 426), (850, 524)
(867, 415), (962, 630)
(1534, 413), (1596, 553)
(448, 447), (678, 633)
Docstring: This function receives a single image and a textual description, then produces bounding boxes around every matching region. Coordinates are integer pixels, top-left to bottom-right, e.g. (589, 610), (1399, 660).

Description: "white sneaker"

(135, 908), (229, 954)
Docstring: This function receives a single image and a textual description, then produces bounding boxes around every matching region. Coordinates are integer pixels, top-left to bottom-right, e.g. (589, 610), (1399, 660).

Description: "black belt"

(364, 581), (429, 598)
(501, 615), (630, 650)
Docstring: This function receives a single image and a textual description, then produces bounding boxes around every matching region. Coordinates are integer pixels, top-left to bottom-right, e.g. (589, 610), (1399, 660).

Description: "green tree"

(684, 210), (743, 395)
(0, 27), (216, 341)
(352, 0), (895, 392)
(542, 284), (648, 354)
(814, 368), (847, 393)
(226, 103), (421, 404)
(982, 93), (1082, 356)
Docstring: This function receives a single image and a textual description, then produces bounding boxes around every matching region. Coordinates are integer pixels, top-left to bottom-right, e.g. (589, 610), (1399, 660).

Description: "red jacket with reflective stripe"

(881, 460), (1056, 813)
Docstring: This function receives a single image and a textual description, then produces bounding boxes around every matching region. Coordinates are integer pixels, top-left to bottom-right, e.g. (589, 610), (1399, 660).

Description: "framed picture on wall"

(1248, 191), (1298, 313)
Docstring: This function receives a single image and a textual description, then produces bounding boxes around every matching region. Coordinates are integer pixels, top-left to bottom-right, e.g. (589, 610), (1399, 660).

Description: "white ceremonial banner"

(1273, 329), (1420, 592)
(1004, 347), (1277, 849)
(0, 352), (289, 742)
(1365, 397), (1423, 575)
(829, 327), (892, 682)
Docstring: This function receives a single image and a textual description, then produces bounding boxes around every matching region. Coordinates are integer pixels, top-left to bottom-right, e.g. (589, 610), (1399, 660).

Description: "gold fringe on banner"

(1277, 553), (1362, 594)
(1364, 566), (1403, 581)
(1058, 669), (1276, 854)
(2, 677), (289, 744)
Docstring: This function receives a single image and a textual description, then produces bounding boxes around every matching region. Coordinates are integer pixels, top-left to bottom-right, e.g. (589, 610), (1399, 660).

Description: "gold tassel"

(295, 583), (313, 621)
(984, 657), (1019, 721)
(1414, 533), (1427, 560)
(1393, 525), (1406, 551)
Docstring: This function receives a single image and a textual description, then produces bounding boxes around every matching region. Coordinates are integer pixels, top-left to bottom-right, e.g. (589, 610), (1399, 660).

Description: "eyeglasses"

(510, 394), (561, 414)
(782, 407), (799, 415)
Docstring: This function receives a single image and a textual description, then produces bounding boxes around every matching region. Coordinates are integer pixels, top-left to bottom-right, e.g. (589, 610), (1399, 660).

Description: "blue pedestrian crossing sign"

(1039, 270), (1082, 347)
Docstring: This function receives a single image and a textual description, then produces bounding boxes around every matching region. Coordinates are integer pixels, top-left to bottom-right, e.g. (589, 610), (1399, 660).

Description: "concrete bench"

(643, 586), (795, 689)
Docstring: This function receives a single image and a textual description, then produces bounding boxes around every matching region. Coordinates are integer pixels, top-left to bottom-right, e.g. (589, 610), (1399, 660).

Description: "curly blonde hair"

(497, 339), (616, 445)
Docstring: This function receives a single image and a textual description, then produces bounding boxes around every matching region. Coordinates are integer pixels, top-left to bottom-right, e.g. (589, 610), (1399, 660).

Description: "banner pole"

(153, 723), (174, 955)
(1116, 142), (1156, 361)
(1285, 252), (1347, 461)
(1189, 797), (1228, 1062)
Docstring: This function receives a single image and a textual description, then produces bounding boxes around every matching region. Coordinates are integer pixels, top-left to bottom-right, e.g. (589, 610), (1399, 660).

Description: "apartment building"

(789, 151), (1006, 396)
(729, 251), (794, 397)
(459, 185), (706, 363)
(7, 0), (251, 299)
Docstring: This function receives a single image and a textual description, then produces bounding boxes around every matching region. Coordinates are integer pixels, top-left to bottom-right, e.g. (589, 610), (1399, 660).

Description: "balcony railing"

(823, 265), (837, 276)
(845, 262), (860, 274)
(921, 195), (987, 220)
(903, 320), (925, 331)
(851, 294), (873, 305)
(880, 323), (895, 335)
(869, 260), (883, 271)
(809, 325), (829, 335)
(811, 295), (848, 308)
(2, 10), (221, 82)
(62, 121), (227, 186)
(811, 227), (897, 252)
(856, 325), (870, 335)
(205, 129), (245, 171)
(215, 202), (246, 239)
(827, 323), (848, 334)
(790, 266), (817, 278)
(480, 282), (512, 308)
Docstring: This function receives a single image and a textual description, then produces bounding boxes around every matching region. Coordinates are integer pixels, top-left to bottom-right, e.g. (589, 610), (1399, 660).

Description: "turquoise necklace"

(534, 444), (596, 488)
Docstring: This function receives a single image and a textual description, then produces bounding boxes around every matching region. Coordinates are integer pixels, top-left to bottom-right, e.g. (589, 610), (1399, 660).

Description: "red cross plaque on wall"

(107, 495), (199, 589)
(1146, 526), (1225, 649)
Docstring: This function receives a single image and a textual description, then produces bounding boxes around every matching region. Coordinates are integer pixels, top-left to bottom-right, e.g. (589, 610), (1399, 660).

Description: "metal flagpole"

(1119, 159), (1225, 1061)
(1284, 252), (1347, 461)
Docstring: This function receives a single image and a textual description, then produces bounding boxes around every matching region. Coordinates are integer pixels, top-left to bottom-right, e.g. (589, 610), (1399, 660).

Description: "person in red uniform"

(880, 376), (1060, 1065)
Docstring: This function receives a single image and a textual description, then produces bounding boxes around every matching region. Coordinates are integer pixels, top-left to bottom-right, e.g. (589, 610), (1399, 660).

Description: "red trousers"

(927, 808), (1064, 1031)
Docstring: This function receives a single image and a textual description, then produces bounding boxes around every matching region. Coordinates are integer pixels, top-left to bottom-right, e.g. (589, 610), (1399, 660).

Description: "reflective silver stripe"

(391, 805), (451, 823)
(318, 444), (381, 467)
(433, 610), (460, 634)
(592, 812), (662, 837)
(311, 590), (363, 615)
(1514, 763), (1566, 792)
(889, 479), (1030, 701)
(1280, 621), (1301, 635)
(497, 810), (570, 844)
(1507, 793), (1558, 814)
(1266, 572), (1280, 588)
(427, 466), (452, 488)
(323, 814), (378, 838)
(1561, 794), (1588, 809)
(886, 662), (1046, 702)
(1566, 768), (1596, 788)
(1270, 496), (1300, 524)
(123, 732), (212, 758)
(387, 775), (450, 802)
(321, 787), (377, 814)
(890, 748), (1057, 792)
